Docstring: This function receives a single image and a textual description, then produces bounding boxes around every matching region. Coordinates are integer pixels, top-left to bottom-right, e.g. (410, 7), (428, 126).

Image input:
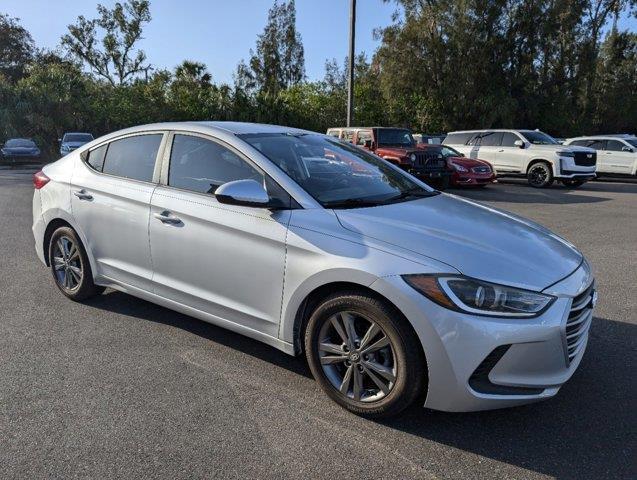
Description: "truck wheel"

(562, 179), (586, 188)
(527, 162), (554, 188)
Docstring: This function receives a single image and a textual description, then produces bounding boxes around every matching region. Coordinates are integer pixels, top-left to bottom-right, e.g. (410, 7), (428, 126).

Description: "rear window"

(443, 132), (474, 145)
(5, 139), (35, 148)
(102, 134), (162, 182)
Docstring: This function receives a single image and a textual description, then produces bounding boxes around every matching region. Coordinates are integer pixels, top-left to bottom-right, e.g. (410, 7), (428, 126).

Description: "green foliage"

(1, 0), (636, 161)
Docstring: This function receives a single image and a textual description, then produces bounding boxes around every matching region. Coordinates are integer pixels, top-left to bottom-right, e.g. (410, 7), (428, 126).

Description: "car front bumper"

(450, 171), (497, 186)
(371, 263), (595, 412)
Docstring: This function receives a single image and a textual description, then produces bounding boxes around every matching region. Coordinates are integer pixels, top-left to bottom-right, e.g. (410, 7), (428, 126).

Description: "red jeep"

(327, 127), (452, 189)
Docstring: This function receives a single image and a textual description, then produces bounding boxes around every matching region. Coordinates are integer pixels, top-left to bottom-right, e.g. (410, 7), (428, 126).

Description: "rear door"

(468, 131), (502, 163)
(603, 139), (634, 174)
(70, 132), (166, 290)
(148, 132), (290, 337)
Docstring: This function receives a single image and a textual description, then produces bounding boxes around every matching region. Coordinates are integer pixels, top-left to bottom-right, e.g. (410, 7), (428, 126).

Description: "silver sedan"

(32, 122), (596, 417)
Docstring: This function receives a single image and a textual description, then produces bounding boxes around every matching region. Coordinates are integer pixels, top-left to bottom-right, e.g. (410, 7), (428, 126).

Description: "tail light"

(33, 170), (50, 189)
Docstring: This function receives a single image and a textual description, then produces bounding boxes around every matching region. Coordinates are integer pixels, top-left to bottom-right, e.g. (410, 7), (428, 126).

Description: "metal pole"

(347, 0), (356, 127)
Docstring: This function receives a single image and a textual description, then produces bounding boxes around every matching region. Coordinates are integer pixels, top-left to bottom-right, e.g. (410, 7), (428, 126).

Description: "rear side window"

(500, 132), (520, 147)
(342, 130), (354, 143)
(605, 140), (626, 151)
(444, 132), (474, 145)
(475, 132), (502, 146)
(86, 144), (107, 171)
(583, 140), (605, 150)
(168, 134), (263, 194)
(102, 134), (162, 182)
(568, 140), (587, 147)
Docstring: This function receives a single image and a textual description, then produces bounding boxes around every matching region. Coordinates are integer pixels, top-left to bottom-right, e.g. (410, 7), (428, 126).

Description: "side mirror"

(215, 179), (270, 208)
(622, 146), (633, 153)
(514, 139), (525, 148)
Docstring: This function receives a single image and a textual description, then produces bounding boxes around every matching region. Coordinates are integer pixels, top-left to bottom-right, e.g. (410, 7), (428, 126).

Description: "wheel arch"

(42, 215), (97, 276)
(526, 158), (554, 174)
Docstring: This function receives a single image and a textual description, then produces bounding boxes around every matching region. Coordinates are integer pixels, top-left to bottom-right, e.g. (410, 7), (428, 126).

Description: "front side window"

(606, 140), (627, 152)
(240, 133), (436, 208)
(168, 134), (263, 194)
(500, 132), (521, 147)
(102, 134), (162, 182)
(582, 140), (605, 150)
(471, 132), (502, 147)
(376, 129), (415, 147)
(520, 131), (558, 145)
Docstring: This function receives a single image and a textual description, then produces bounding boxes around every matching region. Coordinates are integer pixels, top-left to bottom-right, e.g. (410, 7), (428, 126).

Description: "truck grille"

(414, 152), (446, 170)
(564, 282), (595, 364)
(573, 151), (596, 167)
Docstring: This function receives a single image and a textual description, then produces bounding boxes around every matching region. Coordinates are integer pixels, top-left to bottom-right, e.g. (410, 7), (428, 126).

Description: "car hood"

(376, 146), (418, 156)
(3, 146), (38, 152)
(448, 156), (490, 167)
(335, 194), (582, 291)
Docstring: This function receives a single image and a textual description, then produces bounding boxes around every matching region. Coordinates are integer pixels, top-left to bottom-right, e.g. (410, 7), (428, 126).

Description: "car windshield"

(520, 131), (558, 145)
(377, 129), (415, 147)
(240, 133), (436, 208)
(440, 146), (462, 158)
(64, 133), (93, 142)
(5, 139), (35, 148)
(626, 138), (637, 148)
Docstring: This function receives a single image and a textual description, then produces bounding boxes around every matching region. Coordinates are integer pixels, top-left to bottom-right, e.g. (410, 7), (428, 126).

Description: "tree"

(0, 13), (34, 81)
(238, 0), (305, 96)
(61, 0), (152, 85)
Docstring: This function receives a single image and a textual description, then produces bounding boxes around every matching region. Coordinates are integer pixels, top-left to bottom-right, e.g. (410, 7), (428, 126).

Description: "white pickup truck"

(443, 129), (597, 188)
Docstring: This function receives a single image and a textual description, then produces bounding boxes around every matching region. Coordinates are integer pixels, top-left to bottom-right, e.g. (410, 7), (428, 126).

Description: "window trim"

(80, 131), (168, 185)
(158, 130), (298, 208)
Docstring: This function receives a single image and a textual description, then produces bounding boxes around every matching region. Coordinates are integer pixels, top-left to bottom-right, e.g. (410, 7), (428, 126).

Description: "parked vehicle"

(419, 144), (496, 187)
(326, 127), (451, 189)
(444, 129), (597, 188)
(1, 138), (41, 161)
(59, 132), (94, 156)
(563, 135), (637, 176)
(413, 133), (446, 145)
(33, 122), (596, 417)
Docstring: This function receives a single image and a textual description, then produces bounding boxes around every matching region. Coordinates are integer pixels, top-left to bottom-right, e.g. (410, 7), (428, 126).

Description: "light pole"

(347, 0), (356, 127)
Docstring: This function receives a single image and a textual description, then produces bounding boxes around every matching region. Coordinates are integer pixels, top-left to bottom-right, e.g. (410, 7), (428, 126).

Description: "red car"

(418, 144), (496, 187)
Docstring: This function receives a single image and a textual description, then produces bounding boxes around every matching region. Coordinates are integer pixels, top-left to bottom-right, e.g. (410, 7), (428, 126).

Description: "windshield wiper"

(322, 198), (387, 209)
(384, 188), (440, 203)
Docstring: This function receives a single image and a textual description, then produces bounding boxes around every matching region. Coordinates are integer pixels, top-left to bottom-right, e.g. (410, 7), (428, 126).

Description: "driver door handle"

(73, 189), (93, 200)
(153, 211), (181, 224)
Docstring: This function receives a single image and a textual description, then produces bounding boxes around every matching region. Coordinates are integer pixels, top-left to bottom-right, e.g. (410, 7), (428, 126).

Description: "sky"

(2, 0), (399, 84)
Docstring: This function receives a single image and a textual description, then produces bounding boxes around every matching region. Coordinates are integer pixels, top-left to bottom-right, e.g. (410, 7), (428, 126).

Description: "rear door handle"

(153, 211), (181, 224)
(73, 189), (93, 200)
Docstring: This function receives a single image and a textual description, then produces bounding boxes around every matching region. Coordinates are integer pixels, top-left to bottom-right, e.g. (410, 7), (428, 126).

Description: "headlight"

(451, 162), (468, 172)
(557, 150), (574, 158)
(402, 275), (555, 317)
(409, 153), (416, 162)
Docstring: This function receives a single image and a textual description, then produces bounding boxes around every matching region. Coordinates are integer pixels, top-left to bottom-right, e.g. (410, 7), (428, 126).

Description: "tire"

(49, 226), (103, 301)
(561, 179), (586, 188)
(304, 291), (427, 418)
(435, 175), (450, 191)
(527, 162), (554, 188)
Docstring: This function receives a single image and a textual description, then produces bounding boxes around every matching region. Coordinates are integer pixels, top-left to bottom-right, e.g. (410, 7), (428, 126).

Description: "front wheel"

(527, 162), (554, 188)
(49, 226), (103, 301)
(561, 179), (586, 188)
(304, 292), (426, 418)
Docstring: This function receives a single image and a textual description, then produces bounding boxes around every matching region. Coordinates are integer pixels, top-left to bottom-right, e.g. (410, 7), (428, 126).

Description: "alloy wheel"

(529, 165), (547, 185)
(52, 236), (83, 291)
(317, 311), (397, 402)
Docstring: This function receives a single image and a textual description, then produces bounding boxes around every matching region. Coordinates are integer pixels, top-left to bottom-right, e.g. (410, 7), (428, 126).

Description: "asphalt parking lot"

(1, 170), (635, 479)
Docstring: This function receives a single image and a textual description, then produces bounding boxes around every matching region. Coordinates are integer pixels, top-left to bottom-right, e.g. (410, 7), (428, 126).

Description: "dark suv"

(327, 127), (451, 189)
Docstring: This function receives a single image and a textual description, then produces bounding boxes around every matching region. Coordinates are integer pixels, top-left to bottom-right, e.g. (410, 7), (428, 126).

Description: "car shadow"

(83, 289), (635, 479)
(376, 315), (636, 479)
(83, 290), (312, 379)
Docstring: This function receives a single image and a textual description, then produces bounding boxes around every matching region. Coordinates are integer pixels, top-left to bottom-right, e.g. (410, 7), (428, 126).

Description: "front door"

(149, 132), (290, 337)
(495, 132), (527, 172)
(70, 133), (165, 290)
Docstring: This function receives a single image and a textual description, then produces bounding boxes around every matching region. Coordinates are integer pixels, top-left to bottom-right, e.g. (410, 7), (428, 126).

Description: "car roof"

(329, 126), (411, 131)
(446, 129), (531, 134)
(63, 132), (93, 135)
(566, 135), (637, 141)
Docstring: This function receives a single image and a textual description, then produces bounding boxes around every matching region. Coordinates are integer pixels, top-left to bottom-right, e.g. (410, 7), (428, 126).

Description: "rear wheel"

(49, 227), (103, 301)
(304, 291), (426, 418)
(561, 179), (586, 188)
(527, 162), (554, 188)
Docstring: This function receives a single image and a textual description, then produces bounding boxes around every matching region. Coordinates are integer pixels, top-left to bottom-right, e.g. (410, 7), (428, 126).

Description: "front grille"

(564, 282), (595, 364)
(414, 152), (446, 170)
(472, 166), (491, 174)
(573, 151), (596, 167)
